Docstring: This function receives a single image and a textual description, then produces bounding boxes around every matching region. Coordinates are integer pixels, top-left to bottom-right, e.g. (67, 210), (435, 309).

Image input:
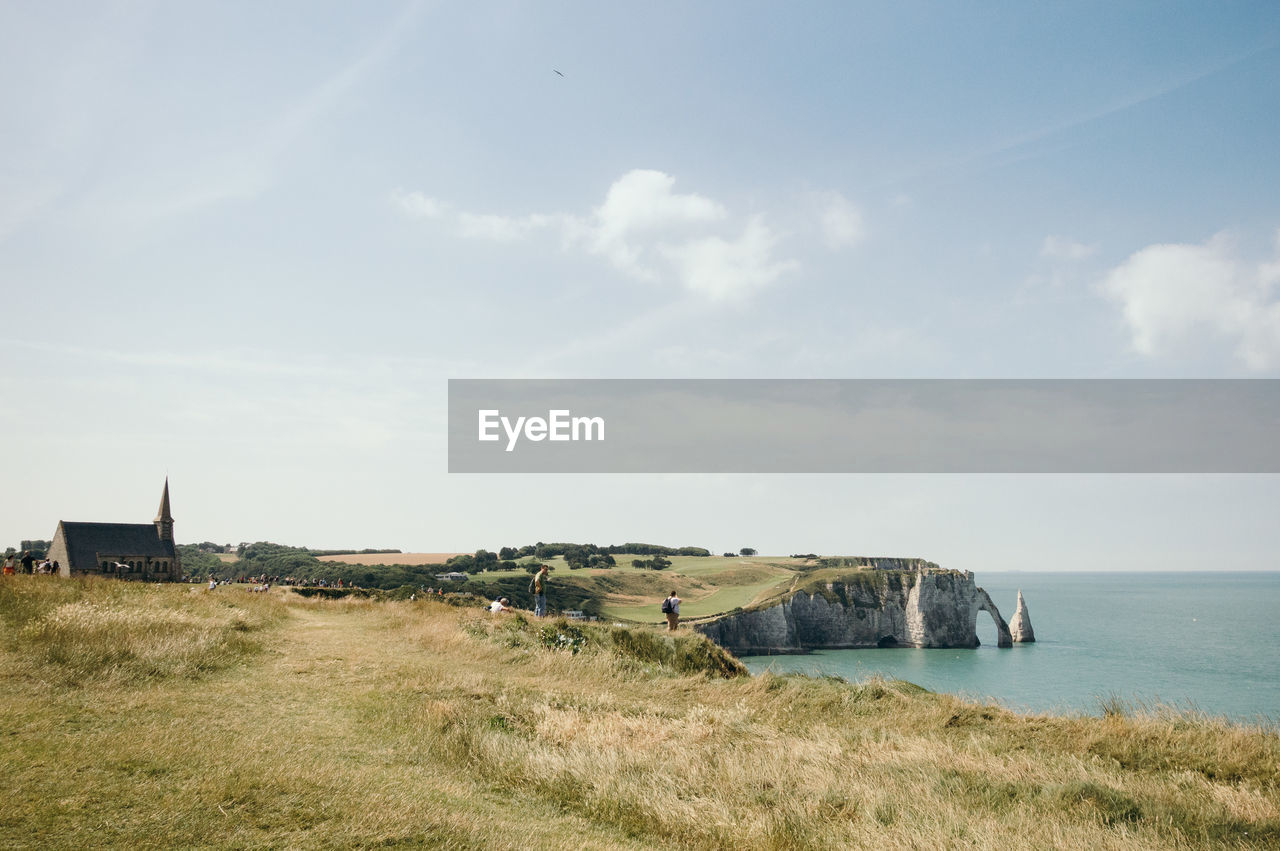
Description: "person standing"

(20, 551), (35, 575)
(530, 564), (549, 617)
(2, 553), (15, 576)
(662, 590), (681, 631)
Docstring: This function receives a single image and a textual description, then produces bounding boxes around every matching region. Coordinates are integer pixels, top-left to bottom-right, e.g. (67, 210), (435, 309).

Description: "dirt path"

(201, 598), (651, 850)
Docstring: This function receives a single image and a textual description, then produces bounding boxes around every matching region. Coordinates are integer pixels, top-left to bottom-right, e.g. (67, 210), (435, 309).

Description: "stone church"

(46, 480), (181, 581)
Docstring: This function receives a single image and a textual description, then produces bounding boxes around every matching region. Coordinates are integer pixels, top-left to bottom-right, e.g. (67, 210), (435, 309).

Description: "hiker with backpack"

(661, 590), (680, 631)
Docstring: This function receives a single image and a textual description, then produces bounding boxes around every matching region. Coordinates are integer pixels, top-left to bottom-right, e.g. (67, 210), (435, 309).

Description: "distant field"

(462, 555), (805, 625)
(315, 553), (465, 566)
(213, 553), (238, 563)
(595, 557), (800, 623)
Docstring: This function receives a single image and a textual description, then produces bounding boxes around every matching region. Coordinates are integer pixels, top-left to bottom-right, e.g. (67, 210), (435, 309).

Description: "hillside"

(1, 576), (1277, 849)
(462, 555), (805, 623)
(192, 546), (811, 623)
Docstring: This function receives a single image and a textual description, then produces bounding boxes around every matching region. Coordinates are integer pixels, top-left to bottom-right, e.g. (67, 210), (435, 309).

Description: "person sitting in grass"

(489, 597), (512, 613)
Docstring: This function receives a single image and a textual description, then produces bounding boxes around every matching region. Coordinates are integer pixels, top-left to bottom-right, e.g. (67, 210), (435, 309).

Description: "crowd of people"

(2, 551), (59, 576)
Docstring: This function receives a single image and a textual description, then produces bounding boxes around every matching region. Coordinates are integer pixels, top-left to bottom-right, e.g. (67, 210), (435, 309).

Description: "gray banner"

(447, 379), (1280, 473)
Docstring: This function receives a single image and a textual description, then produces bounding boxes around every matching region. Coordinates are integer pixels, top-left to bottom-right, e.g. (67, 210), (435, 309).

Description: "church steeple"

(155, 478), (174, 543)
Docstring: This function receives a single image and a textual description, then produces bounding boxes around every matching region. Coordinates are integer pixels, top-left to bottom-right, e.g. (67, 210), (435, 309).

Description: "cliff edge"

(695, 567), (1016, 654)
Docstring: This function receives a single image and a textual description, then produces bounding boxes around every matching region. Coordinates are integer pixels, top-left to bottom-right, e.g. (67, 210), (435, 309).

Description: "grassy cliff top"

(726, 565), (971, 616)
(2, 576), (1277, 849)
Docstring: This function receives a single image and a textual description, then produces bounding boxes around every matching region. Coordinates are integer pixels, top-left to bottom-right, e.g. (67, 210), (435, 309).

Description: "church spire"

(155, 478), (174, 542)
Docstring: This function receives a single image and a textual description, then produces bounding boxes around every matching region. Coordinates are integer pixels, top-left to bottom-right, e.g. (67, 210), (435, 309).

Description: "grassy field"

(2, 575), (1277, 849)
(464, 555), (803, 624)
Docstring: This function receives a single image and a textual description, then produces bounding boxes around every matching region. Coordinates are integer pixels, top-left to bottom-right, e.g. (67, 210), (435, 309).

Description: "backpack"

(529, 576), (537, 593)
(661, 597), (673, 614)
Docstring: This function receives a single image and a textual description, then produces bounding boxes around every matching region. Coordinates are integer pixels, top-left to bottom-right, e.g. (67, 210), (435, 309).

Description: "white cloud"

(395, 169), (803, 301)
(660, 216), (799, 301)
(1042, 235), (1097, 261)
(584, 169), (727, 279)
(392, 189), (446, 219)
(593, 170), (725, 238)
(1100, 231), (1280, 370)
(456, 211), (562, 241)
(818, 193), (864, 249)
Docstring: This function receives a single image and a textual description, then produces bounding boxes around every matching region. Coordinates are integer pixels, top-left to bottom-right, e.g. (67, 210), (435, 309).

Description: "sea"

(738, 572), (1280, 726)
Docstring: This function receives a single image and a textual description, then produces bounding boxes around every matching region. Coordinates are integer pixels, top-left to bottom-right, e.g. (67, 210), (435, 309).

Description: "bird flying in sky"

(554, 69), (564, 76)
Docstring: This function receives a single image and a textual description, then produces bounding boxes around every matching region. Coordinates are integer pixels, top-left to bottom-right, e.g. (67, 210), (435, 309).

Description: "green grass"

(597, 561), (795, 622)
(498, 555), (803, 624)
(5, 575), (1278, 850)
(453, 556), (784, 623)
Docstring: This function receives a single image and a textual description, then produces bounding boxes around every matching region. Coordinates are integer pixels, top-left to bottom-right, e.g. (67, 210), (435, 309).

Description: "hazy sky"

(3, 2), (1279, 570)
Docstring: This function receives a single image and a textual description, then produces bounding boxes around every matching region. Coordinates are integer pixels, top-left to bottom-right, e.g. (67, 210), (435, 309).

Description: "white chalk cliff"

(695, 567), (1019, 653)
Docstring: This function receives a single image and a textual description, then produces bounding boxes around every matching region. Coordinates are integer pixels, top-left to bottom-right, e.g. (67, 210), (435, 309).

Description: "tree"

(446, 554), (479, 573)
(631, 555), (672, 570)
(740, 548), (757, 556)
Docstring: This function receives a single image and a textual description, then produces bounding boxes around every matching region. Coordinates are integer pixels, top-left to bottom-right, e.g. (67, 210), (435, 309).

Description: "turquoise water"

(739, 572), (1280, 724)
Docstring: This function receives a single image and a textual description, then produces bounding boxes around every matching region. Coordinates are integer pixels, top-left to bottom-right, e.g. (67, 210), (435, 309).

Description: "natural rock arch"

(975, 589), (1013, 648)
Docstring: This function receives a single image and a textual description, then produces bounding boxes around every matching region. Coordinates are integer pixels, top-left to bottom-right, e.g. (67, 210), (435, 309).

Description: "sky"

(2, 1), (1279, 570)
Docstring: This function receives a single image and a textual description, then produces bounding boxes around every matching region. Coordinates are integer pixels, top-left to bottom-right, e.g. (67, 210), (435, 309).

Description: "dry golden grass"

(1, 576), (1277, 849)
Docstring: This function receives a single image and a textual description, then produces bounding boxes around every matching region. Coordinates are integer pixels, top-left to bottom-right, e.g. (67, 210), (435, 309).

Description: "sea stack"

(1009, 590), (1036, 643)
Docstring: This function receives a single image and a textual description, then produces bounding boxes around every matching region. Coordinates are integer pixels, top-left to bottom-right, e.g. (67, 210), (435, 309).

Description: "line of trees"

(176, 539), (720, 589)
(177, 541), (606, 616)
(5, 540), (52, 558)
(493, 542), (710, 561)
(191, 542), (442, 590)
(444, 542), (712, 573)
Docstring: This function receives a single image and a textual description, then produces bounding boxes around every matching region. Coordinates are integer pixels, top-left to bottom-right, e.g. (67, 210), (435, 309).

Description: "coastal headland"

(695, 561), (1027, 653)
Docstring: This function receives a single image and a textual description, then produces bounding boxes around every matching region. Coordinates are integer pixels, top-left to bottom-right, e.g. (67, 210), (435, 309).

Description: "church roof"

(156, 478), (173, 523)
(57, 521), (177, 567)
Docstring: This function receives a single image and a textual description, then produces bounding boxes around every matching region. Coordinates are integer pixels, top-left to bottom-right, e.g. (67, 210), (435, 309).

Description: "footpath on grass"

(0, 592), (651, 850)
